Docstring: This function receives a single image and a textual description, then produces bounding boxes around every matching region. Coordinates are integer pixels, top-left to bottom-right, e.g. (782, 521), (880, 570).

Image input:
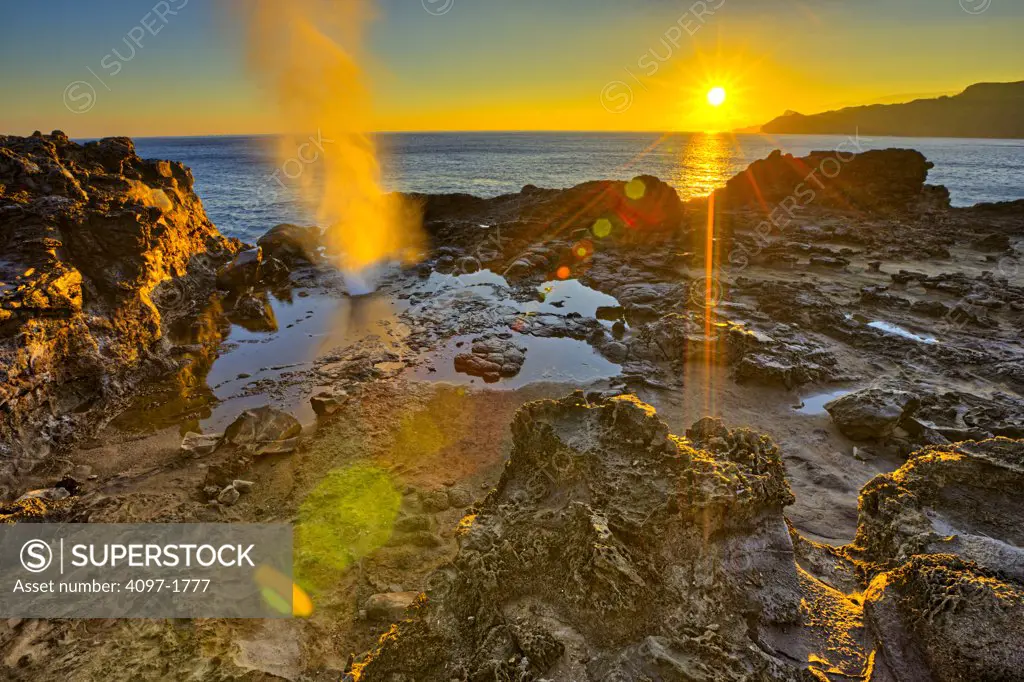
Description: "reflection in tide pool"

(795, 388), (857, 415)
(410, 333), (621, 389)
(866, 320), (938, 345)
(532, 279), (621, 319)
(112, 269), (626, 435)
(112, 289), (408, 434)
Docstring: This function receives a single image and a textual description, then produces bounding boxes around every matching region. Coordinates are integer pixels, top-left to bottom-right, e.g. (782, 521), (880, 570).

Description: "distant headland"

(758, 80), (1024, 139)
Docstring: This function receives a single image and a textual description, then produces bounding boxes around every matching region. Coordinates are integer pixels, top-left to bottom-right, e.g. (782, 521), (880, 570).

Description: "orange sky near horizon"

(1, 0), (1021, 138)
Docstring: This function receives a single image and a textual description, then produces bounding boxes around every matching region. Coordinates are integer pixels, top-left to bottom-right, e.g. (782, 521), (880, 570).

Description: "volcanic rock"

(853, 438), (1024, 679)
(310, 391), (348, 417)
(0, 132), (237, 464)
(825, 387), (920, 440)
(714, 148), (938, 213)
(453, 333), (526, 383)
(216, 247), (263, 291)
(217, 484), (241, 506)
(257, 223), (323, 264)
(180, 431), (222, 457)
(364, 592), (421, 623)
(223, 406), (302, 455)
(350, 393), (803, 680)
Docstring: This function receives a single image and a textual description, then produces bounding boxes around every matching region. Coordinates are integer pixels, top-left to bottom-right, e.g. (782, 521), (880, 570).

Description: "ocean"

(133, 133), (1024, 243)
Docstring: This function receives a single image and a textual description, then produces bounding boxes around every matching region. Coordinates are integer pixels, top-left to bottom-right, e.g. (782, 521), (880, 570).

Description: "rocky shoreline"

(1, 131), (1023, 680)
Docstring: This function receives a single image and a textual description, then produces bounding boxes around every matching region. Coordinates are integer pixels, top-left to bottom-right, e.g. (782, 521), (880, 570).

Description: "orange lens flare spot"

(573, 240), (594, 260)
(592, 218), (612, 238)
(254, 564), (313, 617)
(292, 583), (314, 618)
(556, 266), (571, 280)
(625, 178), (646, 201)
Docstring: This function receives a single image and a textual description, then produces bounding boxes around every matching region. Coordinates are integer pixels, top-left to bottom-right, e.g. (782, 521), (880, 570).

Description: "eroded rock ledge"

(0, 131), (238, 470)
(344, 394), (1024, 681)
(350, 393), (804, 680)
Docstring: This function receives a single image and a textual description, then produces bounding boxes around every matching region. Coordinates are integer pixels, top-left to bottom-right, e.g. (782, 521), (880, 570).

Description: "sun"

(706, 86), (727, 107)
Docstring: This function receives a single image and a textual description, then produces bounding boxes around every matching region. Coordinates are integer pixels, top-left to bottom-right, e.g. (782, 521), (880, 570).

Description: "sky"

(0, 0), (1021, 137)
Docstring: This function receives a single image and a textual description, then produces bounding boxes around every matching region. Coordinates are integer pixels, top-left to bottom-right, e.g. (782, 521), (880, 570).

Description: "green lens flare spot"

(625, 178), (646, 201)
(592, 218), (612, 238)
(295, 464), (401, 592)
(260, 586), (292, 615)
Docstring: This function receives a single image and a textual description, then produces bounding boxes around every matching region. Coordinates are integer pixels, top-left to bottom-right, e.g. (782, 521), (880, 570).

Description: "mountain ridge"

(759, 80), (1024, 139)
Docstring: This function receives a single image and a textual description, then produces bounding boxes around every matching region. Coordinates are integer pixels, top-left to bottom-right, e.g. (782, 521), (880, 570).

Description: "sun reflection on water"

(673, 133), (736, 199)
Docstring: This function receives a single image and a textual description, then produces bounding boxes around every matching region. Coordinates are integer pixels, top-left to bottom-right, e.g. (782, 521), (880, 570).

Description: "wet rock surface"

(825, 387), (920, 441)
(453, 333), (527, 382)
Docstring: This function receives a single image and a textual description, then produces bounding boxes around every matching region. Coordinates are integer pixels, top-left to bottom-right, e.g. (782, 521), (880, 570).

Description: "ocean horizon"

(128, 132), (1024, 243)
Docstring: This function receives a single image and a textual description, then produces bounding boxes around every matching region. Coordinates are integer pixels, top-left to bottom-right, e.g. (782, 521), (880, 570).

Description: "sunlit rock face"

(351, 393), (805, 681)
(855, 438), (1024, 680)
(0, 131), (237, 465)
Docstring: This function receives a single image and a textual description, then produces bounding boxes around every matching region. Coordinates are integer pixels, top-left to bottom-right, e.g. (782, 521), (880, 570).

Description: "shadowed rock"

(825, 387), (920, 441)
(713, 148), (940, 213)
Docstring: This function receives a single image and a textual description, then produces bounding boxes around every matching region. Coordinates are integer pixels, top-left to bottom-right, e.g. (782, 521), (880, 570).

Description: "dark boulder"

(216, 248), (263, 292)
(257, 223), (323, 264)
(714, 148), (939, 213)
(825, 387), (919, 440)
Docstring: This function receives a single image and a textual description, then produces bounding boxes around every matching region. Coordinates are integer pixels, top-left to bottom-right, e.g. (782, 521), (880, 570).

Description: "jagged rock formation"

(349, 393), (806, 681)
(852, 438), (1024, 680)
(713, 149), (939, 213)
(0, 131), (238, 469)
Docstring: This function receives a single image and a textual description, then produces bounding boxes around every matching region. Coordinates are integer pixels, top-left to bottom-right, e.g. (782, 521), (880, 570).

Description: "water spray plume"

(241, 0), (424, 294)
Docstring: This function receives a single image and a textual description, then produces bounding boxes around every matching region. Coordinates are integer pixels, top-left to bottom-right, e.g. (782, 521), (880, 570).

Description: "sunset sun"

(707, 86), (727, 107)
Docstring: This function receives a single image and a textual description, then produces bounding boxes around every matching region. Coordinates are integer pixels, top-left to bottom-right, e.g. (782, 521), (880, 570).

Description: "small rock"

(232, 480), (256, 493)
(447, 488), (473, 508)
(224, 406), (302, 455)
(364, 592), (420, 622)
(420, 490), (451, 513)
(311, 391), (348, 417)
(16, 487), (70, 503)
(216, 247), (263, 292)
(181, 431), (222, 457)
(825, 388), (919, 441)
(218, 485), (241, 506)
(453, 333), (526, 382)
